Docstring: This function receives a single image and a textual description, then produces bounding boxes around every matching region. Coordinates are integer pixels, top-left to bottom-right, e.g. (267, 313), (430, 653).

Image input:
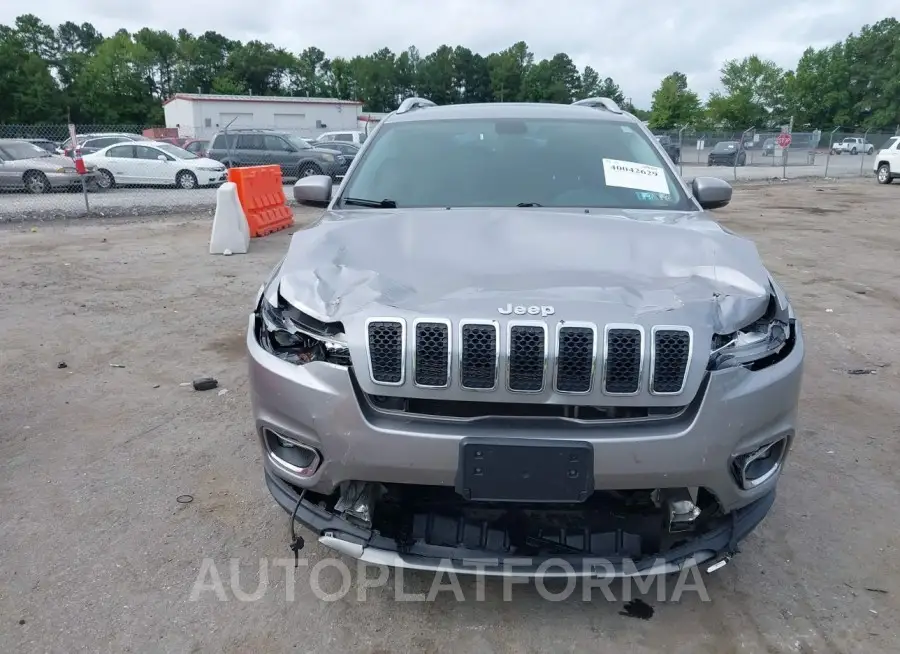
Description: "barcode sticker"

(602, 158), (670, 194)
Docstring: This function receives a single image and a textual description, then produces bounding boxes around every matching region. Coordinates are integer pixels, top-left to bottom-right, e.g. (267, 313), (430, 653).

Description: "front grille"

(414, 320), (450, 387)
(651, 328), (692, 394)
(366, 319), (405, 385)
(363, 318), (693, 396)
(555, 324), (596, 393)
(603, 327), (643, 395)
(507, 324), (547, 391)
(460, 321), (499, 390)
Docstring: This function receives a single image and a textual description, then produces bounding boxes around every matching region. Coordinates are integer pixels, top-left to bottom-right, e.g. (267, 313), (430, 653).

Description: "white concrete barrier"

(209, 182), (250, 255)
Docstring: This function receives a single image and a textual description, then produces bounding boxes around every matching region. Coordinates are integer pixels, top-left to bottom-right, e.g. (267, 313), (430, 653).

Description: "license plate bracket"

(455, 438), (594, 503)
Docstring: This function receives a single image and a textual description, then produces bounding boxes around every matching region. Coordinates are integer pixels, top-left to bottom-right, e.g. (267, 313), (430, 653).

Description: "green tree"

(0, 29), (63, 122)
(648, 72), (701, 129)
(705, 55), (785, 129)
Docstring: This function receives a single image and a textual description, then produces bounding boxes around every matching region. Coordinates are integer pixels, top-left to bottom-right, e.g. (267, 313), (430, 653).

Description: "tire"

(23, 171), (50, 194)
(851, 147), (858, 155)
(298, 163), (322, 178)
(97, 169), (115, 190)
(877, 163), (893, 184)
(176, 170), (198, 189)
(867, 146), (874, 155)
(739, 156), (746, 167)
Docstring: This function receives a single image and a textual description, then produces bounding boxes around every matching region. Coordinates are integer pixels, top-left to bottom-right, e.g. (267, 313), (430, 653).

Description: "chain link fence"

(1, 123), (898, 221)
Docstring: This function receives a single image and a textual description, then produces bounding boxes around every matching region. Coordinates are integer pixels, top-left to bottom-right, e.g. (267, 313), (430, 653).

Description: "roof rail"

(396, 97), (437, 114)
(571, 97), (623, 114)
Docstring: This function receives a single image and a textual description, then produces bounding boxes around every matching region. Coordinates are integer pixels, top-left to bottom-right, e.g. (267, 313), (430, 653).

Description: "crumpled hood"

(273, 208), (775, 333)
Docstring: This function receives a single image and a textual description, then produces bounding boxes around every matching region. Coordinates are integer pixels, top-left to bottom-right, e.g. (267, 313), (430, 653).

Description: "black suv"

(654, 134), (681, 164)
(207, 129), (349, 179)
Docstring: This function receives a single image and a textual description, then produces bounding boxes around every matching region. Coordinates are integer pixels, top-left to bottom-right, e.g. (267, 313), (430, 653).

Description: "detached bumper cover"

(266, 469), (775, 577)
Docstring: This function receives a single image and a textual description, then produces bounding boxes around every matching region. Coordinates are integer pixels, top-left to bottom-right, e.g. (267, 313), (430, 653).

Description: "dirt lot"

(1, 179), (899, 654)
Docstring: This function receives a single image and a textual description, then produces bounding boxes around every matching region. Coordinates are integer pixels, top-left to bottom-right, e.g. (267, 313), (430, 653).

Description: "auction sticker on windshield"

(602, 159), (669, 195)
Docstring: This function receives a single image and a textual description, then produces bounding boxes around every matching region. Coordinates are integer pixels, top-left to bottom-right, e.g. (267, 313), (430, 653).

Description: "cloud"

(2, 0), (897, 106)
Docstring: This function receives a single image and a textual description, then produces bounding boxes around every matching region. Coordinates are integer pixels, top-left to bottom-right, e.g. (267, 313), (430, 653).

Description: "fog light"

(732, 436), (789, 490)
(263, 428), (321, 478)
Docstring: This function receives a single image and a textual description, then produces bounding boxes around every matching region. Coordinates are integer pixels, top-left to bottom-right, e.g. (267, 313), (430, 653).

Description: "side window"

(334, 133), (352, 142)
(106, 145), (134, 158)
(94, 137), (125, 148)
(318, 134), (333, 142)
(237, 134), (265, 150)
(211, 134), (228, 149)
(265, 135), (292, 152)
(135, 146), (164, 160)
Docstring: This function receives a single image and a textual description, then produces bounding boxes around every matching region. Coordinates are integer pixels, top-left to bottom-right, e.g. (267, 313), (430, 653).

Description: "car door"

(101, 144), (138, 183)
(236, 134), (268, 167)
(264, 135), (298, 176)
(0, 147), (18, 188)
(132, 145), (174, 184)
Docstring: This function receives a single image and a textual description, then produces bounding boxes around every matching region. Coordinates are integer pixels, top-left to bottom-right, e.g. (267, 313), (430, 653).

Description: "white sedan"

(84, 141), (227, 190)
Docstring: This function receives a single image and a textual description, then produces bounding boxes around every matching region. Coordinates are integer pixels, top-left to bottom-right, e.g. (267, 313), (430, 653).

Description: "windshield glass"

(0, 141), (51, 160)
(339, 118), (691, 210)
(287, 135), (311, 150)
(156, 143), (198, 159)
(713, 142), (737, 152)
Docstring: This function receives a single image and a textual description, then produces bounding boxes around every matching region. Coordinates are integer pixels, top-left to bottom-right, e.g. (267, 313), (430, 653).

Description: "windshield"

(287, 135), (311, 150)
(713, 142), (737, 152)
(156, 143), (198, 159)
(339, 118), (691, 210)
(0, 141), (52, 160)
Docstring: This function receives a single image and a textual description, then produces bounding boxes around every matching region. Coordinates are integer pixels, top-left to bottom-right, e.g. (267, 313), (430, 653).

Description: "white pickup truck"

(831, 137), (875, 155)
(874, 135), (900, 184)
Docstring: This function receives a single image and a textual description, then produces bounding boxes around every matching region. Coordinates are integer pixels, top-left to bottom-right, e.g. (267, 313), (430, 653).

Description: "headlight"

(320, 153), (334, 162)
(256, 294), (350, 366)
(709, 296), (793, 371)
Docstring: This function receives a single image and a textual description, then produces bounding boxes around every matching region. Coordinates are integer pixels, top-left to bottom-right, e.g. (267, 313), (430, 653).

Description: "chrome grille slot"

(651, 327), (692, 395)
(459, 321), (499, 390)
(603, 325), (644, 395)
(414, 319), (451, 388)
(506, 322), (547, 392)
(555, 324), (597, 393)
(366, 318), (405, 385)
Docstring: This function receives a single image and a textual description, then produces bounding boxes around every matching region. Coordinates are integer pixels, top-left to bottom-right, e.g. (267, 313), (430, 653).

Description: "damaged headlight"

(709, 294), (793, 371)
(257, 294), (351, 366)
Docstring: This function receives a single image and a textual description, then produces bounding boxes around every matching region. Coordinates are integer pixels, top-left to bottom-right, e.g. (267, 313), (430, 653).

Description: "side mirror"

(157, 155), (168, 162)
(691, 176), (732, 210)
(293, 175), (332, 207)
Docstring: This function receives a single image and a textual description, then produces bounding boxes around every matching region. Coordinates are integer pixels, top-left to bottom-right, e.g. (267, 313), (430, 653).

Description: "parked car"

(315, 141), (360, 165)
(59, 132), (149, 157)
(251, 96), (805, 580)
(83, 141), (227, 189)
(315, 130), (368, 146)
(207, 129), (349, 179)
(873, 135), (900, 184)
(831, 137), (875, 155)
(708, 141), (747, 166)
(24, 138), (60, 153)
(182, 139), (209, 157)
(0, 139), (98, 193)
(653, 134), (681, 164)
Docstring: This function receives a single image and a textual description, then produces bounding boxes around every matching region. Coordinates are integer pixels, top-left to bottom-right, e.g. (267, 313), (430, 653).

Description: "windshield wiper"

(342, 197), (397, 208)
(516, 202), (542, 207)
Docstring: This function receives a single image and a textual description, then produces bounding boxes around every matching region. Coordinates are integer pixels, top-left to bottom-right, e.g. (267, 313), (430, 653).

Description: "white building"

(162, 93), (364, 140)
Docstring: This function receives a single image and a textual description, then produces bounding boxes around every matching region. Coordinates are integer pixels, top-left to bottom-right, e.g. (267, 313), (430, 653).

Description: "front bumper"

(46, 171), (96, 188)
(266, 468), (775, 577)
(249, 314), (804, 515)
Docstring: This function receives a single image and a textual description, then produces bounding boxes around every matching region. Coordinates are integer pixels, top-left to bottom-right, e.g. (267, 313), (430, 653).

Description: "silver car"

(0, 139), (96, 193)
(249, 97), (804, 578)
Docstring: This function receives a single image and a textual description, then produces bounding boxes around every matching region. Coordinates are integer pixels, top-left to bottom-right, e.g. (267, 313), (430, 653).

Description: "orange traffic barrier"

(227, 165), (294, 237)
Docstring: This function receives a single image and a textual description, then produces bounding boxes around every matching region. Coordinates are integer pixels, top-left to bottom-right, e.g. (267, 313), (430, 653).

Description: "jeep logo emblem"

(498, 304), (555, 317)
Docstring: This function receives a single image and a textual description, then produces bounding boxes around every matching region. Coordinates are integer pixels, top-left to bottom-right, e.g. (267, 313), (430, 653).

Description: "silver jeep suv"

(248, 97), (804, 578)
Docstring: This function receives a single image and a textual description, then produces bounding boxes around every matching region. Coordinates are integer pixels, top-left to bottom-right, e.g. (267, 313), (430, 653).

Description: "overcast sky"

(3, 1), (898, 106)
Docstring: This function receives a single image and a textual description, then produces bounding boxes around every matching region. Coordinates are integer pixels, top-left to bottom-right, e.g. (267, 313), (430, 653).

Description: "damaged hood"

(272, 208), (775, 333)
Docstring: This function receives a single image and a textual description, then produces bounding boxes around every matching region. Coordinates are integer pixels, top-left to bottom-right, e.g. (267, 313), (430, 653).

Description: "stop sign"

(776, 133), (792, 148)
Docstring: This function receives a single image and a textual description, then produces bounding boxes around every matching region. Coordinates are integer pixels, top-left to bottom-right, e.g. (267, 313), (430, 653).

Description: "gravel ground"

(1, 178), (899, 653)
(0, 151), (880, 222)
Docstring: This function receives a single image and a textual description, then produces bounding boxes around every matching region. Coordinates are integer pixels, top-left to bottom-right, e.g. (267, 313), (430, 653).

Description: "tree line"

(1, 13), (898, 131)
